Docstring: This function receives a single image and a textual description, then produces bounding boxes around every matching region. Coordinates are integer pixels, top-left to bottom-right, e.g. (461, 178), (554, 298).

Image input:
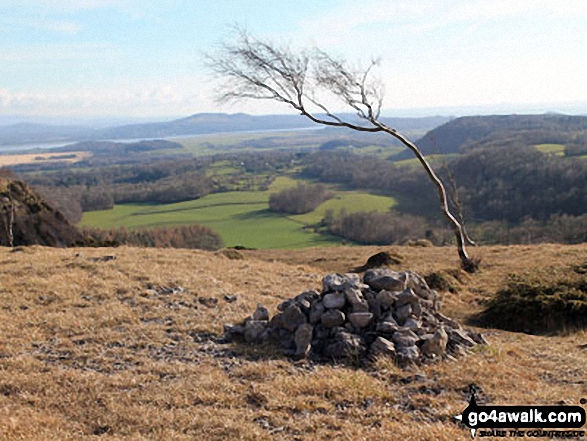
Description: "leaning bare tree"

(207, 29), (478, 272)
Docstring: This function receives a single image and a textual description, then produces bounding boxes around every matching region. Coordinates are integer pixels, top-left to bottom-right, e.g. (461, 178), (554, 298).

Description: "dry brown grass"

(1, 244), (586, 440)
(0, 151), (90, 167)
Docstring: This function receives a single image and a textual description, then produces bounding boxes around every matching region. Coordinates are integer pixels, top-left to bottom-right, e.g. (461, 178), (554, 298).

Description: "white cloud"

(0, 80), (217, 118)
(0, 16), (81, 35)
(0, 43), (115, 63)
(296, 0), (587, 47)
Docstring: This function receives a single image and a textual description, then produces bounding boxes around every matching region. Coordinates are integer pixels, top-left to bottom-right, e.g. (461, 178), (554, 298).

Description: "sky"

(1, 0), (587, 122)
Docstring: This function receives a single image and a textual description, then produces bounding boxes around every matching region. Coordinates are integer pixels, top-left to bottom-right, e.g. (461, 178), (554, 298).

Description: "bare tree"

(207, 28), (478, 272)
(2, 195), (15, 248)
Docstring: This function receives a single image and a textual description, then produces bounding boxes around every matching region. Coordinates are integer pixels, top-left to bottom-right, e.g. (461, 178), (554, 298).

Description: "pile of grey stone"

(224, 269), (487, 364)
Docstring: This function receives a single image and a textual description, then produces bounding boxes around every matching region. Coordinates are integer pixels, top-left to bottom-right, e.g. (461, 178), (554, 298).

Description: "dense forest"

(406, 114), (587, 157)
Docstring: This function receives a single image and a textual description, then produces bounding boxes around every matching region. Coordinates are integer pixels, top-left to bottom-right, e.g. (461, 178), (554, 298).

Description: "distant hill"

(0, 123), (93, 146)
(409, 114), (587, 156)
(0, 113), (451, 148)
(55, 139), (183, 156)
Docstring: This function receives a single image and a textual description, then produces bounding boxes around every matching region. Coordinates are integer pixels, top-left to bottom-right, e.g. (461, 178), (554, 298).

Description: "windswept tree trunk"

(207, 28), (479, 272)
(2, 195), (15, 248)
(377, 127), (476, 272)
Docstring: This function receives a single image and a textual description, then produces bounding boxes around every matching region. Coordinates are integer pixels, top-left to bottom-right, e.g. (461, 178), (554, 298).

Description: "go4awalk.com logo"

(454, 389), (586, 438)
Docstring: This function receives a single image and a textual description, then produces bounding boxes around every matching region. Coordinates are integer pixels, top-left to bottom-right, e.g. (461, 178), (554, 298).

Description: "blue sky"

(1, 0), (587, 121)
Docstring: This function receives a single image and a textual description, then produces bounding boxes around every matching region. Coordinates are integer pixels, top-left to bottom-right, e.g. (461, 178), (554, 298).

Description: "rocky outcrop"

(0, 177), (83, 247)
(225, 269), (487, 365)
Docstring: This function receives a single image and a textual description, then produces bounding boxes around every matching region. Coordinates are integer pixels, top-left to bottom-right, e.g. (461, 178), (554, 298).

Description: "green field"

(80, 179), (397, 249)
(535, 143), (566, 156)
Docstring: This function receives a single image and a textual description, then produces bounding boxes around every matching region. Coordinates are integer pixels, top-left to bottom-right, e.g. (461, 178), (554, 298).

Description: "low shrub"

(476, 268), (587, 334)
(82, 225), (224, 251)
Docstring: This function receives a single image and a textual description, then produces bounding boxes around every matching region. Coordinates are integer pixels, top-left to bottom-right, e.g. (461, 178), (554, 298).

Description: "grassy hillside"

(0, 244), (585, 440)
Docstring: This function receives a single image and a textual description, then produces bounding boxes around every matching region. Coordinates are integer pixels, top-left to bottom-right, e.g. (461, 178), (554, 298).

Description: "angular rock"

(376, 320), (400, 334)
(392, 328), (419, 347)
(348, 312), (373, 329)
(395, 304), (412, 323)
(345, 288), (370, 312)
(309, 301), (325, 325)
(395, 289), (420, 308)
(420, 327), (448, 357)
(281, 304), (307, 331)
(468, 331), (489, 345)
(321, 309), (345, 328)
(294, 323), (314, 357)
(396, 345), (420, 363)
(323, 292), (346, 309)
(223, 323), (245, 339)
(421, 311), (440, 328)
(295, 290), (320, 304)
(376, 290), (399, 309)
(297, 299), (312, 314)
(448, 328), (476, 347)
(271, 327), (295, 349)
(341, 273), (361, 289)
(323, 331), (365, 359)
(411, 301), (423, 317)
(322, 274), (355, 292)
(252, 303), (270, 321)
(269, 312), (284, 330)
(404, 271), (434, 300)
(364, 268), (406, 292)
(244, 320), (268, 343)
(369, 337), (396, 358)
(277, 299), (293, 312)
(434, 312), (462, 329)
(403, 317), (422, 332)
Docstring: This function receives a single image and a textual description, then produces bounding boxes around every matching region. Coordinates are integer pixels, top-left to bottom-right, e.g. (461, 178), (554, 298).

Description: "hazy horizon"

(2, 0), (587, 120)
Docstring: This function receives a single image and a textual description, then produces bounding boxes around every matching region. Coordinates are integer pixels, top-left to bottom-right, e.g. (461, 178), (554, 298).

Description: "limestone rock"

(309, 301), (325, 325)
(252, 303), (269, 321)
(323, 331), (365, 359)
(345, 288), (370, 312)
(364, 268), (406, 292)
(321, 309), (345, 328)
(397, 345), (420, 363)
(395, 289), (420, 308)
(281, 304), (307, 331)
(395, 304), (412, 323)
(376, 320), (400, 334)
(448, 328), (477, 348)
(376, 290), (398, 309)
(244, 320), (268, 343)
(348, 312), (373, 329)
(323, 292), (346, 309)
(420, 327), (448, 357)
(294, 324), (314, 357)
(392, 328), (419, 347)
(369, 337), (396, 358)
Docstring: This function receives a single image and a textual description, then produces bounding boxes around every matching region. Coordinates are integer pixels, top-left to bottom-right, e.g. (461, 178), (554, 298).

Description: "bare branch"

(206, 28), (478, 272)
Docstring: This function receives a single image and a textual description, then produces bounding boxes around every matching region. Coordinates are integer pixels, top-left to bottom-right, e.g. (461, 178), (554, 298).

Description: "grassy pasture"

(80, 192), (340, 249)
(535, 143), (566, 156)
(0, 151), (91, 167)
(80, 176), (397, 249)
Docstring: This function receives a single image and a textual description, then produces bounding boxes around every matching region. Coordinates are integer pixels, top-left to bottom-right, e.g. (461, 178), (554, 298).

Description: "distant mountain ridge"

(0, 113), (450, 148)
(412, 114), (587, 155)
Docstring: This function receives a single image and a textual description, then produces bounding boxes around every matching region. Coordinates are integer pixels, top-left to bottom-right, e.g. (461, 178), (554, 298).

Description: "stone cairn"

(224, 269), (487, 364)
